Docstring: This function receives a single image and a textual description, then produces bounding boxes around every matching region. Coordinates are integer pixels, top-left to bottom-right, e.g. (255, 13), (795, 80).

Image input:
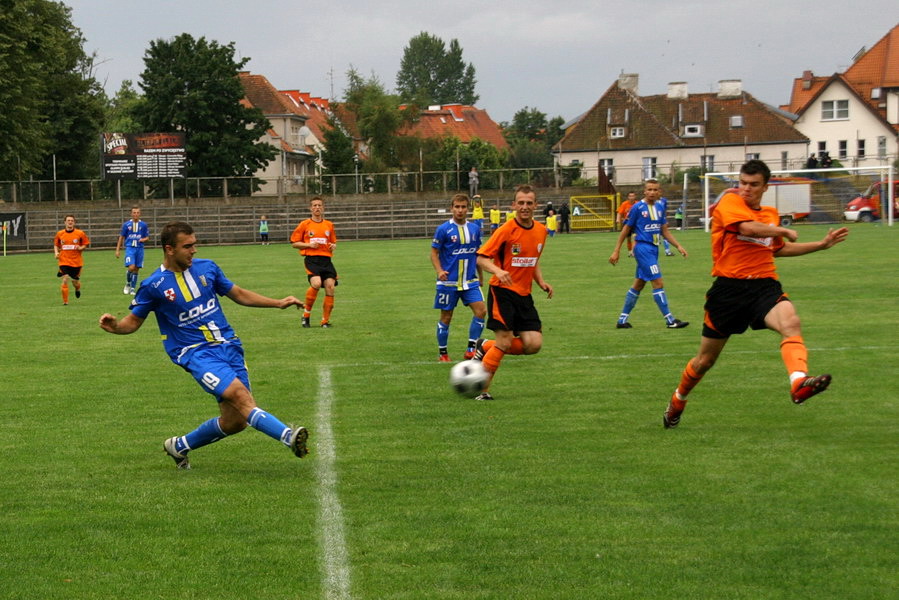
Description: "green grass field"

(1, 223), (896, 599)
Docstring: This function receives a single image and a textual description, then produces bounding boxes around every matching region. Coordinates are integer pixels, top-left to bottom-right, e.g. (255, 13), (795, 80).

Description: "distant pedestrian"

(558, 202), (571, 233)
(468, 166), (479, 197)
(259, 215), (270, 245)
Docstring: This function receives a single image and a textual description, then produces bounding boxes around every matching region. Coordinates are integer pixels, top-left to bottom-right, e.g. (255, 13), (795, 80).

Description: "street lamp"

(353, 154), (359, 194)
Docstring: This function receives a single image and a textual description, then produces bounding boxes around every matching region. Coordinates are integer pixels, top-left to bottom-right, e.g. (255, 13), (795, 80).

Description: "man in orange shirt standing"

(473, 185), (553, 400)
(290, 197), (338, 328)
(54, 215), (90, 305)
(664, 160), (849, 428)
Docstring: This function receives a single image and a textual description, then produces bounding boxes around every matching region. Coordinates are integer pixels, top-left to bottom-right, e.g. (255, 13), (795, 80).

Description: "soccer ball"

(449, 360), (489, 397)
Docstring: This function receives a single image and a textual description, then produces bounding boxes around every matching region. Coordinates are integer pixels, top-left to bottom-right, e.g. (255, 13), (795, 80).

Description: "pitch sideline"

(315, 365), (352, 599)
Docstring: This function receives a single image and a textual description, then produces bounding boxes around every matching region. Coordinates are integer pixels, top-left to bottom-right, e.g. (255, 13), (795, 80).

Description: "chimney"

(717, 79), (743, 99)
(802, 70), (814, 90)
(667, 82), (688, 100)
(618, 73), (639, 95)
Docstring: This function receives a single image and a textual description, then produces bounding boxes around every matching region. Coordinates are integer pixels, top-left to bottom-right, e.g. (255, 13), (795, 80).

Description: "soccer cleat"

(289, 426), (309, 458)
(474, 392), (494, 401)
(163, 437), (191, 469)
(130, 287), (136, 296)
(321, 322), (332, 328)
(75, 289), (81, 299)
(663, 397), (683, 429)
(438, 354), (451, 363)
(123, 285), (131, 295)
(790, 374), (831, 404)
(666, 319), (689, 329)
(463, 350), (476, 360)
(473, 338), (487, 361)
(665, 251), (675, 257)
(616, 322), (633, 329)
(301, 316), (311, 328)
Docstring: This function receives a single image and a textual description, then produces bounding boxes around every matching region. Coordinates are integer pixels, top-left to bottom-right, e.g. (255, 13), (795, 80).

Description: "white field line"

(315, 366), (352, 600)
(322, 344), (891, 369)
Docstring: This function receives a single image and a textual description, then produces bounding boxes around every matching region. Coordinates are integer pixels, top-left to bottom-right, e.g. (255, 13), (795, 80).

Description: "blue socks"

(652, 287), (675, 324)
(468, 317), (485, 348)
(619, 288), (640, 323)
(247, 407), (292, 445)
(177, 417), (226, 454)
(437, 321), (450, 352)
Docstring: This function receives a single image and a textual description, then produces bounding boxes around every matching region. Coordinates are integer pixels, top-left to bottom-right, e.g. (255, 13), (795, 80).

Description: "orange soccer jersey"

(54, 228), (90, 267)
(710, 192), (784, 280)
(290, 218), (337, 257)
(617, 199), (634, 221)
(477, 217), (548, 297)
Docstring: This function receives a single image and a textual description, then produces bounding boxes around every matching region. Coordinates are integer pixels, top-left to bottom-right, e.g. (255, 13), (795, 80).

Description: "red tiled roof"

(557, 80), (805, 152)
(399, 105), (509, 150)
(783, 23), (899, 132)
(280, 89), (333, 143)
(237, 72), (298, 115)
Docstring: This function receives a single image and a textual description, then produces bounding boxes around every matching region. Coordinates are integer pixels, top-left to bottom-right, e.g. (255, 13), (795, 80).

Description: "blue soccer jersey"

(130, 258), (238, 364)
(431, 219), (481, 290)
(625, 198), (668, 245)
(120, 219), (149, 248)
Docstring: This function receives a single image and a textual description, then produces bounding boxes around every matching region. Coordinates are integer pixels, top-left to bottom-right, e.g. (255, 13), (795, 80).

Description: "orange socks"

(303, 287), (318, 318)
(780, 335), (808, 376)
(674, 360), (703, 409)
(481, 339), (525, 374)
(322, 295), (334, 324)
(61, 284), (69, 304)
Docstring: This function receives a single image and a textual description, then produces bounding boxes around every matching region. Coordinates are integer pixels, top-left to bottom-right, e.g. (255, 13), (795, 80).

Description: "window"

(683, 124), (704, 137)
(642, 157), (657, 180)
(877, 136), (887, 158)
(818, 141), (827, 155)
(857, 139), (866, 158)
(781, 151), (789, 170)
(838, 140), (848, 159)
(730, 115), (744, 128)
(745, 153), (760, 161)
(700, 155), (715, 171)
(821, 99), (849, 120)
(610, 127), (626, 139)
(599, 158), (614, 176)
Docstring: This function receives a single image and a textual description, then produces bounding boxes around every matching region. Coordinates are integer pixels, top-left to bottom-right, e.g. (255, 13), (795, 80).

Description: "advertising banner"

(101, 133), (186, 179)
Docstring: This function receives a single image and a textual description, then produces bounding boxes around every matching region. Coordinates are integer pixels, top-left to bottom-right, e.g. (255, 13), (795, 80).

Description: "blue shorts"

(181, 342), (250, 401)
(633, 242), (662, 282)
(124, 247), (144, 269)
(434, 286), (484, 311)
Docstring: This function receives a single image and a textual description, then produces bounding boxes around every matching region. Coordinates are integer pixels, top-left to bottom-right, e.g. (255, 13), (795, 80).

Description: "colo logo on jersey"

(179, 297), (218, 322)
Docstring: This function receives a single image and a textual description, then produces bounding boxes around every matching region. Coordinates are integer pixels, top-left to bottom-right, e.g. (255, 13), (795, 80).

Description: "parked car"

(843, 180), (899, 222)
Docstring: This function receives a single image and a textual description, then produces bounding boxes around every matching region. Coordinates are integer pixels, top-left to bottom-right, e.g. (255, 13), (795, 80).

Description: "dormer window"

(682, 124), (704, 138)
(730, 115), (744, 128)
(610, 126), (626, 139)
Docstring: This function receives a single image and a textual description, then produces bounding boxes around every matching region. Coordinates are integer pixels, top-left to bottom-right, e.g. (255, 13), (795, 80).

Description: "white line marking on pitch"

(315, 366), (352, 600)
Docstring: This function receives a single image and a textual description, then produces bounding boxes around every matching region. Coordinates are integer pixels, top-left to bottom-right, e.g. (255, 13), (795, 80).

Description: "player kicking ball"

(99, 221), (309, 468)
(665, 160), (849, 428)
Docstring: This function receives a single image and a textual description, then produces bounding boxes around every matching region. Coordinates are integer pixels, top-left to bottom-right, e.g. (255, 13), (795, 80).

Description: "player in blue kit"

(609, 179), (689, 329)
(430, 193), (486, 362)
(99, 221), (309, 469)
(115, 207), (150, 295)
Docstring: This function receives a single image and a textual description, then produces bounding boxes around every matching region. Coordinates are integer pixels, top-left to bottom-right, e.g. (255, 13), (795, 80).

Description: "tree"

(502, 107), (565, 169)
(104, 80), (144, 133)
(396, 32), (478, 106)
(320, 116), (357, 193)
(343, 68), (410, 166)
(0, 0), (105, 181)
(135, 33), (275, 179)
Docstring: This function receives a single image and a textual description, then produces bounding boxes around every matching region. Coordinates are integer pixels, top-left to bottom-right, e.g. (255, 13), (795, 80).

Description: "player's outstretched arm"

(775, 227), (849, 257)
(99, 313), (144, 335)
(226, 285), (303, 309)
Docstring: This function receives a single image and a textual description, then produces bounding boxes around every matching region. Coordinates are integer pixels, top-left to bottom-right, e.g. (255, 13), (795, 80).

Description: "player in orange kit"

(290, 197), (338, 328)
(54, 215), (90, 305)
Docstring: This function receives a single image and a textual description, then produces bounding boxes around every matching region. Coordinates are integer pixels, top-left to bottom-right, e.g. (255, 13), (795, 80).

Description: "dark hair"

(741, 159), (771, 183)
(514, 184), (536, 200)
(160, 221), (194, 248)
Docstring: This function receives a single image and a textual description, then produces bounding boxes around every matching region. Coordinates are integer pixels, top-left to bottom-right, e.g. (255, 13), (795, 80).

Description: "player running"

(664, 159), (849, 428)
(473, 185), (553, 400)
(291, 197), (339, 328)
(430, 193), (486, 362)
(99, 221), (309, 468)
(54, 215), (90, 305)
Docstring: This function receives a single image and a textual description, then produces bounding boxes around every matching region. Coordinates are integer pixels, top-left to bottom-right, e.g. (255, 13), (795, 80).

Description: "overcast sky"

(64, 1), (898, 124)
